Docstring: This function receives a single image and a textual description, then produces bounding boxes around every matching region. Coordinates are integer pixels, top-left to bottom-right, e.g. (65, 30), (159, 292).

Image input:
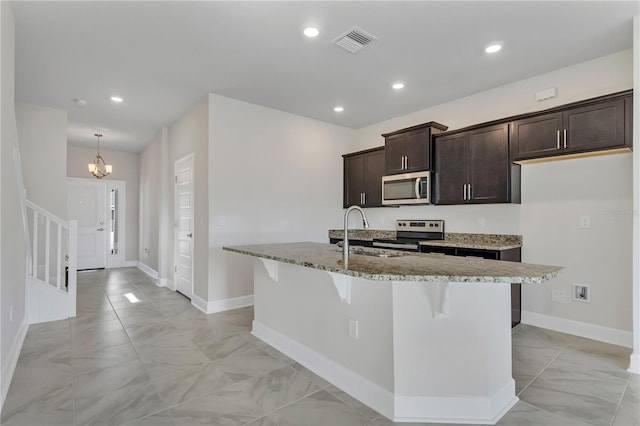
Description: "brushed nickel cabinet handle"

(556, 130), (561, 150)
(563, 129), (567, 149)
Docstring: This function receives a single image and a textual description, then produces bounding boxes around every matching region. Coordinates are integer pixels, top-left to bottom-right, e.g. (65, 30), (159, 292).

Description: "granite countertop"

(328, 229), (396, 241)
(420, 233), (522, 250)
(328, 229), (522, 251)
(223, 242), (563, 284)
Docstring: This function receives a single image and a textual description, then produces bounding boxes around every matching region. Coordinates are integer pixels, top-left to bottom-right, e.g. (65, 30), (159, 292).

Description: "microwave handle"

(415, 177), (421, 199)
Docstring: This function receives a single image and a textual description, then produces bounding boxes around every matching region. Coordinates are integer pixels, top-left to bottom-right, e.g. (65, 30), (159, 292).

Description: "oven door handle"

(373, 241), (418, 251)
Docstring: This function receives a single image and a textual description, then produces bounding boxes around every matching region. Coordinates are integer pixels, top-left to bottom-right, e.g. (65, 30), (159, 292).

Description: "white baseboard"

(190, 294), (254, 315)
(206, 295), (254, 314)
(124, 260), (138, 268)
(629, 353), (640, 375)
(252, 320), (395, 420)
(1, 319), (28, 411)
(159, 278), (175, 290)
(521, 310), (633, 348)
(393, 381), (518, 425)
(137, 262), (158, 279)
(191, 294), (208, 314)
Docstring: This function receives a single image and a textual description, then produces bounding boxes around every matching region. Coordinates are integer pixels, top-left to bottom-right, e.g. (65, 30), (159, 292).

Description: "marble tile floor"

(1, 267), (637, 426)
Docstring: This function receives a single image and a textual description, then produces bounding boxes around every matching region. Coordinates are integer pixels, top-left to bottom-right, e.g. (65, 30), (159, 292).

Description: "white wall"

(0, 1), (28, 409)
(15, 103), (67, 219)
(67, 146), (139, 263)
(630, 15), (639, 374)
(168, 97), (209, 300)
(351, 49), (634, 339)
(139, 133), (161, 272)
(208, 94), (354, 303)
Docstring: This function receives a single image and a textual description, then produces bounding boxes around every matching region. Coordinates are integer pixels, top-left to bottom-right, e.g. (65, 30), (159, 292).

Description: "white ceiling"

(11, 1), (639, 152)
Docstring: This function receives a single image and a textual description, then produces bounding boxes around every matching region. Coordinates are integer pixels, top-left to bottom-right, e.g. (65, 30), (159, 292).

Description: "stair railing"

(25, 200), (77, 316)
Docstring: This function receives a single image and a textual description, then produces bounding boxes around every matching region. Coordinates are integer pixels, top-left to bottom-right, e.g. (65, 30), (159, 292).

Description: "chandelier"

(88, 133), (112, 179)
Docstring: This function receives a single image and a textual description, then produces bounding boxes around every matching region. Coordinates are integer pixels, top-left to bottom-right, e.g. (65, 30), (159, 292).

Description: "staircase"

(24, 201), (78, 323)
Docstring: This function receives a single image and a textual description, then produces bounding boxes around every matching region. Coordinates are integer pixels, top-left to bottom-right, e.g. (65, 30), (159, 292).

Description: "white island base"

(251, 258), (518, 424)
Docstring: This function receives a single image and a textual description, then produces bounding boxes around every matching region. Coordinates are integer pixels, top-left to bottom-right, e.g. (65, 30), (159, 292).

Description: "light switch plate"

(579, 216), (591, 229)
(348, 319), (359, 339)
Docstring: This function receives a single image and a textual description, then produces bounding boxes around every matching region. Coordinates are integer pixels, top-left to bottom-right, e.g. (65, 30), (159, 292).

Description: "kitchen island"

(223, 242), (563, 424)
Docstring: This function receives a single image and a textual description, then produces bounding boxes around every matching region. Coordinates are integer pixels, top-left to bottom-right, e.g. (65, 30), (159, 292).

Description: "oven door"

(382, 171), (430, 205)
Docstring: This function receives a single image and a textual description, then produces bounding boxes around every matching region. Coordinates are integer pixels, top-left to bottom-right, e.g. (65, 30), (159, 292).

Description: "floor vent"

(332, 26), (378, 53)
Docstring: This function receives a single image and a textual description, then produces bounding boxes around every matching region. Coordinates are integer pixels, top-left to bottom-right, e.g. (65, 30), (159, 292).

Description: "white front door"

(67, 179), (107, 270)
(174, 155), (194, 299)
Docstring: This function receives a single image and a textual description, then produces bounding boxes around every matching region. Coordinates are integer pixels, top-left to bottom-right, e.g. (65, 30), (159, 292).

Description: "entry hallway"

(1, 267), (638, 425)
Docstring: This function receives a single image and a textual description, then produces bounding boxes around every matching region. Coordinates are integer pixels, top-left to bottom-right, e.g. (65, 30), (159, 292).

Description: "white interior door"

(67, 179), (107, 270)
(174, 155), (194, 299)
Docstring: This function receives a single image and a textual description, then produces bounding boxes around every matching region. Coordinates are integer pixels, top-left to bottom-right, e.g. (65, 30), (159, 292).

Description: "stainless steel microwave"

(382, 171), (431, 205)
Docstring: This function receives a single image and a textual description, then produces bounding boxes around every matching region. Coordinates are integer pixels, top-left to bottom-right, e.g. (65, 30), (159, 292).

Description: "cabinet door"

(343, 155), (365, 208)
(433, 133), (468, 205)
(403, 127), (431, 173)
(363, 148), (385, 207)
(468, 124), (510, 203)
(511, 112), (563, 160)
(384, 133), (406, 175)
(564, 99), (625, 153)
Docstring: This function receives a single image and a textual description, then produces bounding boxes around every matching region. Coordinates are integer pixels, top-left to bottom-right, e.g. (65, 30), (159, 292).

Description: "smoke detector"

(332, 26), (378, 53)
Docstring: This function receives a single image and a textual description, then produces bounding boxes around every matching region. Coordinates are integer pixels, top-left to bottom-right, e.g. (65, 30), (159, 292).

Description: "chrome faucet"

(343, 205), (370, 268)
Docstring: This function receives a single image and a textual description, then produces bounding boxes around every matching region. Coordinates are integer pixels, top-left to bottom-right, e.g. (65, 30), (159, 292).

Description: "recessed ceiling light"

(392, 82), (405, 90)
(304, 27), (319, 38)
(334, 106), (344, 113)
(110, 96), (124, 103)
(485, 43), (503, 54)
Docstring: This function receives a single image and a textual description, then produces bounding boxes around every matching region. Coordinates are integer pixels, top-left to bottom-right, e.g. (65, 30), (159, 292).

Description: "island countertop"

(223, 242), (563, 284)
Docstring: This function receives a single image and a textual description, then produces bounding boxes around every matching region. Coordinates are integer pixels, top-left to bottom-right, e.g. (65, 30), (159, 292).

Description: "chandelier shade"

(88, 133), (112, 179)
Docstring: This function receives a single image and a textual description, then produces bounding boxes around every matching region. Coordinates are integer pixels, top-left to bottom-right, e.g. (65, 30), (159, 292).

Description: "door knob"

(97, 227), (104, 231)
(187, 233), (193, 238)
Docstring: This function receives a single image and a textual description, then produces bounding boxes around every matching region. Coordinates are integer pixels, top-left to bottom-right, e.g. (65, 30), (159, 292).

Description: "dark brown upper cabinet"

(512, 91), (632, 162)
(434, 123), (518, 205)
(343, 147), (385, 208)
(382, 122), (448, 175)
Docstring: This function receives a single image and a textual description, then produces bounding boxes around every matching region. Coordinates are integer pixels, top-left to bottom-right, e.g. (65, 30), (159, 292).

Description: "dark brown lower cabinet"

(420, 245), (522, 327)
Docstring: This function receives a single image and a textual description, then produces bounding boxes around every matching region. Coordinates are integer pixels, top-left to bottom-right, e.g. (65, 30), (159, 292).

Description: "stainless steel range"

(372, 219), (445, 251)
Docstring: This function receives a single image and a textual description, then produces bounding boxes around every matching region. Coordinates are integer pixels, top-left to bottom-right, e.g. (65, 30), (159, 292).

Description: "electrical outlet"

(348, 319), (359, 339)
(573, 283), (590, 302)
(579, 216), (591, 229)
(551, 290), (568, 303)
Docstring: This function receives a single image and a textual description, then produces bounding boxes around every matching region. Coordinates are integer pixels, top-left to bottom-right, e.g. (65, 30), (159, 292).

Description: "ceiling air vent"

(332, 26), (378, 53)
